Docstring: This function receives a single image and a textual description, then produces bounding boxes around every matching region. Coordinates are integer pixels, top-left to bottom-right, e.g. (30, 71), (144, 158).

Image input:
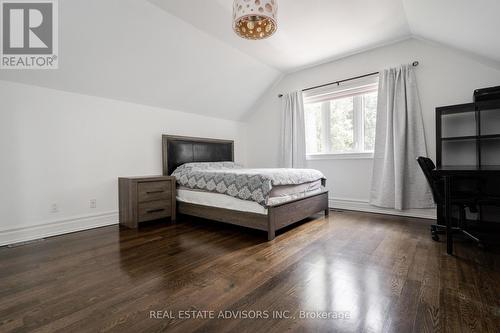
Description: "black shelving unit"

(435, 99), (500, 225)
(436, 100), (500, 168)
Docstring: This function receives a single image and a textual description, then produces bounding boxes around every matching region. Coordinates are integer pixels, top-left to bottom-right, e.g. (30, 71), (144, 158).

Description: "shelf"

(438, 165), (500, 170)
(480, 134), (500, 140)
(441, 134), (500, 141)
(438, 103), (475, 115)
(438, 100), (500, 115)
(476, 99), (500, 111)
(441, 135), (478, 141)
(437, 98), (500, 169)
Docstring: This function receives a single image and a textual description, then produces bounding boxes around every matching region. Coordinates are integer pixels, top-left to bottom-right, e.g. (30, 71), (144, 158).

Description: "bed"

(162, 135), (329, 240)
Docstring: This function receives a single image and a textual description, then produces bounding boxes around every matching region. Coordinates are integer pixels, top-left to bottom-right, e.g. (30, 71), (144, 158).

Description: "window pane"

(329, 97), (354, 152)
(303, 79), (378, 156)
(363, 92), (377, 151)
(304, 102), (323, 154)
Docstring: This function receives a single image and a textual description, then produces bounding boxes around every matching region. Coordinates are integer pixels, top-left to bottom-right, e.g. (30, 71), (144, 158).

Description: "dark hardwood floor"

(0, 211), (499, 333)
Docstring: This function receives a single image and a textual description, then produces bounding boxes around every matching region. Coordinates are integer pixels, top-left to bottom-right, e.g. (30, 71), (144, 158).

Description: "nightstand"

(118, 176), (176, 228)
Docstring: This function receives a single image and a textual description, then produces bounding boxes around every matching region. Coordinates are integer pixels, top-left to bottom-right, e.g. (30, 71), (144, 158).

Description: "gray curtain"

(370, 64), (434, 210)
(279, 91), (306, 168)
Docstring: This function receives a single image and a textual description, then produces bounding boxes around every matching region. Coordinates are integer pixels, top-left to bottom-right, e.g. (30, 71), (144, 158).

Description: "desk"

(433, 165), (500, 255)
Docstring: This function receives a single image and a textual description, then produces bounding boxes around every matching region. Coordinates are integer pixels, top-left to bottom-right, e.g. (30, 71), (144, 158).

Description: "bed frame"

(162, 135), (329, 240)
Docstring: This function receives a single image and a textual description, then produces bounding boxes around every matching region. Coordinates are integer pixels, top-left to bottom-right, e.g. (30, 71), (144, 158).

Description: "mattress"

(269, 179), (322, 197)
(177, 185), (324, 215)
(172, 162), (325, 206)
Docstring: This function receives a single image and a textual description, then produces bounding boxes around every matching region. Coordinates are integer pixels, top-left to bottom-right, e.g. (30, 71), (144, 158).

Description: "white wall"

(245, 38), (500, 218)
(0, 80), (247, 245)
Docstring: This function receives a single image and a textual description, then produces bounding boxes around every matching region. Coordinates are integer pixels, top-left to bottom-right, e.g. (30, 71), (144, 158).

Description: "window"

(304, 77), (378, 158)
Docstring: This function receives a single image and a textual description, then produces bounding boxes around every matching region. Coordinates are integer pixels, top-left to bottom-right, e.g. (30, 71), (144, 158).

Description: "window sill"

(306, 152), (374, 160)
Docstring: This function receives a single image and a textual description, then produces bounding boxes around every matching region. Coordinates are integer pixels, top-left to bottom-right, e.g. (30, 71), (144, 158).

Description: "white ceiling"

(1, 0), (499, 121)
(150, 0), (412, 72)
(152, 0), (500, 71)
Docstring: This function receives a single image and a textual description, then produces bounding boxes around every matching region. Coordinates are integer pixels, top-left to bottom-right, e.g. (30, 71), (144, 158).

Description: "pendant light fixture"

(233, 0), (278, 40)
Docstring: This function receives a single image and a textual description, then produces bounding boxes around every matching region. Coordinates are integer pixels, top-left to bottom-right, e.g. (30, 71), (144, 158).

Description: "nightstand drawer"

(119, 175), (176, 228)
(138, 181), (172, 203)
(138, 200), (171, 222)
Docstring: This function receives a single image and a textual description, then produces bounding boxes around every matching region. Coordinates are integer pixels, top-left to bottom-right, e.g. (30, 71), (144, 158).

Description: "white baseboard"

(329, 197), (436, 220)
(0, 197), (435, 247)
(0, 211), (118, 247)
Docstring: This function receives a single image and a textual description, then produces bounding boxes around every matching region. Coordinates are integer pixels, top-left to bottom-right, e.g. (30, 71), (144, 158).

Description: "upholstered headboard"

(162, 135), (234, 175)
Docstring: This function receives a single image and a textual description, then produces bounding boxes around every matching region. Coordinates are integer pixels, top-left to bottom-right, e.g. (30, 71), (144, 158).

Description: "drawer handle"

(146, 190), (164, 194)
(146, 208), (165, 214)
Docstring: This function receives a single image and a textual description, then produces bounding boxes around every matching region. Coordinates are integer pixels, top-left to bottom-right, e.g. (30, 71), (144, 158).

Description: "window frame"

(303, 76), (378, 160)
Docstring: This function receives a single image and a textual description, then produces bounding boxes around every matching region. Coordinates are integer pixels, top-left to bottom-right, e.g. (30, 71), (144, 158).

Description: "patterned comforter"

(172, 162), (325, 207)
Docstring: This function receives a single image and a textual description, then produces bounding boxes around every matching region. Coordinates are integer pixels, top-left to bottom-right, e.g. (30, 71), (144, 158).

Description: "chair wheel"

(432, 233), (440, 241)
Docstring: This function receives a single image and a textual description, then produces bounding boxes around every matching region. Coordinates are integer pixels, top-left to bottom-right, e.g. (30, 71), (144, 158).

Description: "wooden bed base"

(162, 135), (330, 240)
(177, 190), (329, 240)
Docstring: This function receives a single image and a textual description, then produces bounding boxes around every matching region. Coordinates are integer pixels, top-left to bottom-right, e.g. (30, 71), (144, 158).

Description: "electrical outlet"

(50, 203), (59, 213)
(90, 199), (97, 209)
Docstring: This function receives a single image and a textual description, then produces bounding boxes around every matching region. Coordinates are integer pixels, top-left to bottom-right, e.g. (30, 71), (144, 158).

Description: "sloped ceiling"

(150, 0), (412, 72)
(402, 0), (500, 66)
(153, 0), (500, 73)
(1, 0), (499, 121)
(0, 0), (280, 120)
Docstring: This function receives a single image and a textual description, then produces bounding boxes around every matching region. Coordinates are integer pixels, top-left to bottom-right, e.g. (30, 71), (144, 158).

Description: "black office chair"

(417, 157), (479, 242)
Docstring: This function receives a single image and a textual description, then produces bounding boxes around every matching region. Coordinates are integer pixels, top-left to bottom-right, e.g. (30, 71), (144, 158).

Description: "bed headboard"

(162, 135), (234, 175)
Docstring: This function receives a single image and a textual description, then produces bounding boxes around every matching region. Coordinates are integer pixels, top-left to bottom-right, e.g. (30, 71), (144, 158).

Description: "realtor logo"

(1, 0), (58, 69)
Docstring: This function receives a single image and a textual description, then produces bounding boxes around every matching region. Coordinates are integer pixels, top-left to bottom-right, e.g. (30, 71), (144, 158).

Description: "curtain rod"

(278, 61), (419, 98)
